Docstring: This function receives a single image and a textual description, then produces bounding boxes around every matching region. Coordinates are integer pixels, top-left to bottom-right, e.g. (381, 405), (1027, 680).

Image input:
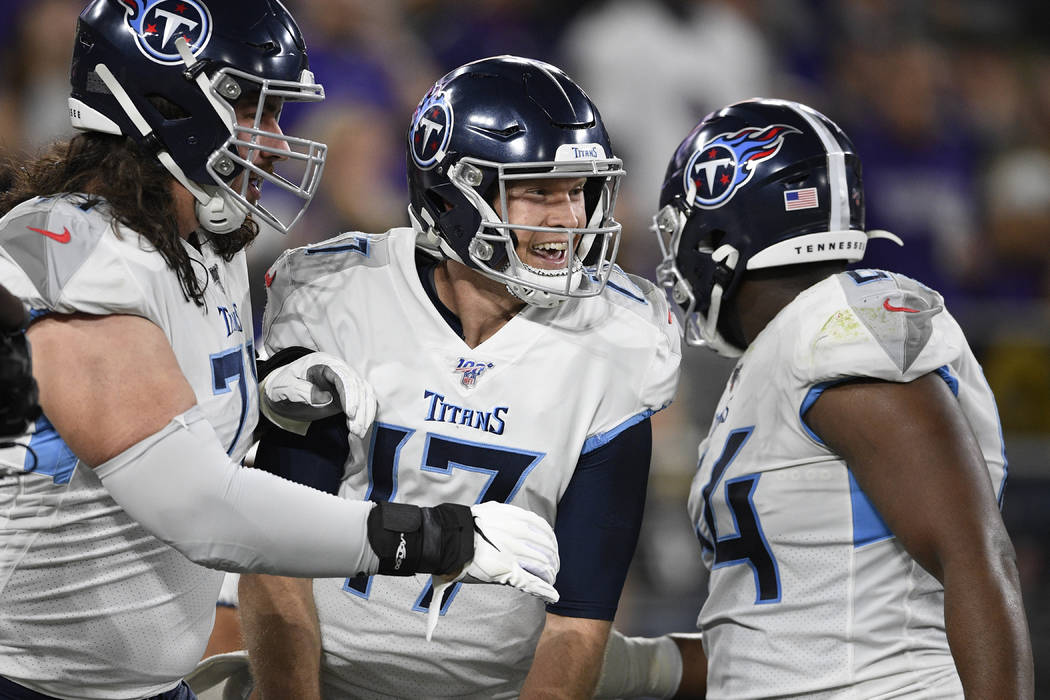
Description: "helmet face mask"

(203, 66), (327, 234)
(69, 0), (327, 235)
(407, 56), (625, 307)
(653, 98), (901, 356)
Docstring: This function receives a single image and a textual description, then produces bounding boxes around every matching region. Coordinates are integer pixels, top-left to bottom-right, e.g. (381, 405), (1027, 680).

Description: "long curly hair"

(0, 132), (258, 306)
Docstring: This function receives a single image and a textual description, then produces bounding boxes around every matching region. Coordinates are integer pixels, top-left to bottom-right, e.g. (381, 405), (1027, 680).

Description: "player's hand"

(427, 501), (560, 640)
(259, 351), (376, 438)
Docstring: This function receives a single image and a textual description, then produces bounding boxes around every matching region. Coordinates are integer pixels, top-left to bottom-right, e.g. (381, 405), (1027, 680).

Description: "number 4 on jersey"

(698, 427), (782, 604)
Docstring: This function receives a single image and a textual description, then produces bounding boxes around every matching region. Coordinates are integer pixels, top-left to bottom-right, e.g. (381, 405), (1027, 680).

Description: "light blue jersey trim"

(801, 367), (960, 445)
(849, 471), (893, 546)
(799, 379), (853, 445)
(934, 365), (959, 396)
(25, 414), (78, 484)
(582, 408), (657, 454)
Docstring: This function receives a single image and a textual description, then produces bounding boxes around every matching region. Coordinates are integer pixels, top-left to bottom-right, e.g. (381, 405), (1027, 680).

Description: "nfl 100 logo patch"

(453, 357), (494, 388)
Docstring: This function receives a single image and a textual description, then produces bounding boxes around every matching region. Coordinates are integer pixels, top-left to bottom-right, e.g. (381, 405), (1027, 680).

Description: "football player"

(239, 55), (682, 698)
(0, 3), (558, 698)
(594, 98), (1034, 699)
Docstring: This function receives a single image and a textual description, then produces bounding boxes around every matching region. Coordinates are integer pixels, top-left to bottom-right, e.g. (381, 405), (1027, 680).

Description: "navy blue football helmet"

(654, 98), (901, 356)
(70, 0), (327, 234)
(407, 55), (625, 307)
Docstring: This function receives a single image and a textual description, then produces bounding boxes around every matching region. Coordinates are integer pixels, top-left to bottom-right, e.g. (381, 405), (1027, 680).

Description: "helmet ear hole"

(696, 229), (725, 255)
(146, 95), (191, 121)
(781, 172), (809, 189)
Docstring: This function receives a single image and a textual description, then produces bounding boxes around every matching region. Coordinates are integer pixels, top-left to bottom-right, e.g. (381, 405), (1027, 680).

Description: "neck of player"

(433, 258), (524, 348)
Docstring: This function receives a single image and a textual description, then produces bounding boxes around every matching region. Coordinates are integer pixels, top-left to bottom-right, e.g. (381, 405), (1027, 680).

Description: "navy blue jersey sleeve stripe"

(547, 417), (652, 620)
(253, 413), (349, 495)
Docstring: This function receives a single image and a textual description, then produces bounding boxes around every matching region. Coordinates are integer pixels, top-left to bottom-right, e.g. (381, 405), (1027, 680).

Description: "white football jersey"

(262, 227), (681, 699)
(0, 195), (258, 699)
(688, 270), (1006, 699)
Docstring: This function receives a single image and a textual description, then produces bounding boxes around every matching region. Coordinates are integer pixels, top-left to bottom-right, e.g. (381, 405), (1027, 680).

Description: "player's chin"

(230, 174), (263, 205)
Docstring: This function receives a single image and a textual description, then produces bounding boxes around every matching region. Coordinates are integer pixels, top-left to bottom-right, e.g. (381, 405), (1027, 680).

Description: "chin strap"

(504, 256), (584, 308)
(700, 244), (740, 351)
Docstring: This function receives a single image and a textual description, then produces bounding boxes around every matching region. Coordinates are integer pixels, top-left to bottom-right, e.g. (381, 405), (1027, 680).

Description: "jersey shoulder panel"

(612, 270), (682, 411)
(566, 267), (683, 437)
(261, 229), (402, 354)
(785, 270), (964, 386)
(601, 266), (682, 352)
(0, 195), (165, 320)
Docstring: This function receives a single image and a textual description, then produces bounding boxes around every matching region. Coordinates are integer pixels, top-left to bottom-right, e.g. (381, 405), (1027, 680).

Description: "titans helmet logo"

(410, 89), (453, 170)
(119, 0), (212, 65)
(684, 124), (800, 209)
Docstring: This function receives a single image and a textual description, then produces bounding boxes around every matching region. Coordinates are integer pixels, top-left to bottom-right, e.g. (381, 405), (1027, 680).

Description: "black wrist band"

(367, 501), (475, 576)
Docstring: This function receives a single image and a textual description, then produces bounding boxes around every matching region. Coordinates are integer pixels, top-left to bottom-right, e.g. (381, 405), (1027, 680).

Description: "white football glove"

(259, 351), (376, 438)
(426, 501), (560, 640)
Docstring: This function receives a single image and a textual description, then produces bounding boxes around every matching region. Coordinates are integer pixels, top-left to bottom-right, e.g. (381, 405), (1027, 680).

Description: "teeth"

(532, 242), (567, 252)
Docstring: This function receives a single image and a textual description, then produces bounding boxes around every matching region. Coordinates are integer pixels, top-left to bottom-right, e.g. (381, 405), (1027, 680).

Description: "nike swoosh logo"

(883, 298), (919, 313)
(27, 226), (71, 244)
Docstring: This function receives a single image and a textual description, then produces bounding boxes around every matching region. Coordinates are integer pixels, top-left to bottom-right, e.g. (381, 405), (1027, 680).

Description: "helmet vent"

(147, 95), (191, 121)
(247, 41), (280, 55)
(466, 123), (523, 140)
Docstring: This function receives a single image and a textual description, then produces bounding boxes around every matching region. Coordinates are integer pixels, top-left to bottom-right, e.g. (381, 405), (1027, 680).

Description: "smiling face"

(498, 176), (588, 271)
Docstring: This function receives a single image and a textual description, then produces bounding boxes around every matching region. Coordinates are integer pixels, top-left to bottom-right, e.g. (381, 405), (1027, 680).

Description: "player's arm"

(806, 372), (1034, 700)
(521, 418), (652, 699)
(239, 574), (322, 699)
(593, 628), (706, 699)
(523, 614), (610, 700)
(239, 413), (349, 699)
(27, 312), (378, 577)
(28, 313), (555, 597)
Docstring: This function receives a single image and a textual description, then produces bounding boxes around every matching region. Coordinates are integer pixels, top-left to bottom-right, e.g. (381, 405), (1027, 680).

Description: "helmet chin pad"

(195, 188), (249, 235)
(503, 255), (586, 308)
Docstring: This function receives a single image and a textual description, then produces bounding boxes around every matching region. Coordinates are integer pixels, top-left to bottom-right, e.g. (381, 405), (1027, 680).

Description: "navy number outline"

(697, 426), (781, 604)
(209, 342), (255, 455)
(344, 424), (544, 615)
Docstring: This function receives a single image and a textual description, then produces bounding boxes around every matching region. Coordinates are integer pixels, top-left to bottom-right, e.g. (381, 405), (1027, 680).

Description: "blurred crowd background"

(2, 0), (1048, 681)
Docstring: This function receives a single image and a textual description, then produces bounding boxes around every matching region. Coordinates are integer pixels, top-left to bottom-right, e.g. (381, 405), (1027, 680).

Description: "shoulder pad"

(832, 269), (944, 374)
(0, 196), (113, 308)
(261, 230), (401, 353)
(796, 270), (961, 385)
(263, 230), (393, 301)
(600, 267), (681, 349)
